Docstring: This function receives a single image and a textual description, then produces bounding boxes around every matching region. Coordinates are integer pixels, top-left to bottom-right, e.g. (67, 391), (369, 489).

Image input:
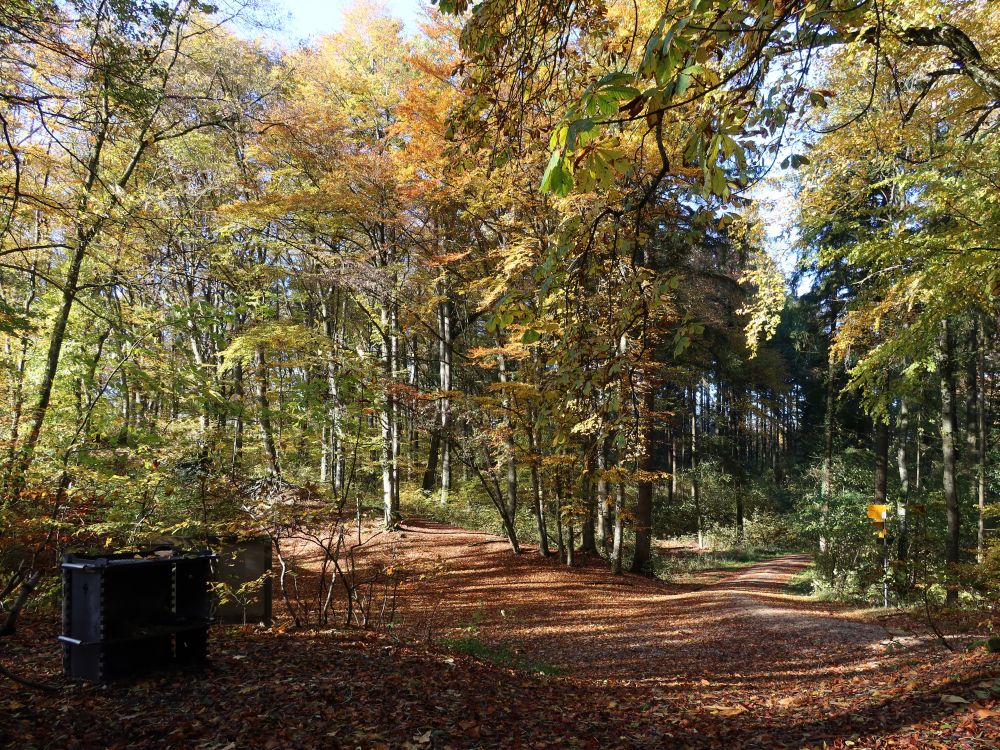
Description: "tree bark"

(611, 483), (625, 575)
(874, 418), (889, 505)
(977, 319), (988, 563)
(597, 439), (611, 550)
(380, 302), (400, 527)
(690, 386), (702, 549)
(254, 351), (280, 476)
(820, 351), (836, 555)
(322, 290), (344, 494)
(439, 296), (452, 506)
(580, 444), (597, 554)
(902, 24), (1000, 103)
(422, 431), (440, 491)
(497, 353), (518, 523)
(630, 387), (655, 574)
(897, 397), (910, 561)
(527, 424), (550, 556)
(938, 319), (960, 605)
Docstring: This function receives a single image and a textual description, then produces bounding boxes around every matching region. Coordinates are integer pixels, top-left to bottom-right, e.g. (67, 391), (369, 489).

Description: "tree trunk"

(380, 303), (399, 528)
(422, 431), (440, 491)
(597, 439), (611, 550)
(9, 236), (89, 491)
(820, 352), (836, 555)
(497, 353), (518, 523)
(690, 387), (702, 548)
(611, 483), (625, 575)
(580, 444), (597, 554)
(231, 361), (244, 474)
(977, 319), (988, 563)
(874, 418), (889, 505)
(554, 492), (565, 561)
(254, 351), (280, 476)
(438, 293), (452, 506)
(528, 424), (550, 557)
(630, 387), (655, 574)
(897, 397), (910, 561)
(938, 319), (960, 605)
(322, 290), (344, 494)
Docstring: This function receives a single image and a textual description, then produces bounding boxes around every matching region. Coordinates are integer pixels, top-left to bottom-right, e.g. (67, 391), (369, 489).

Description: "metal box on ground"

(59, 549), (216, 681)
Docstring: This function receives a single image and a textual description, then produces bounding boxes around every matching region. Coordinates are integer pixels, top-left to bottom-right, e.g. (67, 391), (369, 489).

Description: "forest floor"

(5, 519), (1000, 749)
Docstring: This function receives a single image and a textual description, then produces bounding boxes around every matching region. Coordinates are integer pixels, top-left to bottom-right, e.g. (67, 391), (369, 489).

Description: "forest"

(1, 0), (999, 748)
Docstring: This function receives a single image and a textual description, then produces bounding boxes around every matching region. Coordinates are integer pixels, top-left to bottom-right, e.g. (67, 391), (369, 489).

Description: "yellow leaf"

(706, 704), (747, 717)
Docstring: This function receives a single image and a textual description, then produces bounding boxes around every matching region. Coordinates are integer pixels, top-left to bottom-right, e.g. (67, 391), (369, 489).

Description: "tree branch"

(902, 24), (1000, 104)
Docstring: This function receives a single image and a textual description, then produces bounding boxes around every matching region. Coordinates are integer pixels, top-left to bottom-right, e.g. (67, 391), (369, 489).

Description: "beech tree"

(2, 0), (998, 632)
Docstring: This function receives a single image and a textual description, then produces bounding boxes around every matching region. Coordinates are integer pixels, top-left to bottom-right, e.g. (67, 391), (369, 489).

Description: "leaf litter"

(4, 519), (999, 749)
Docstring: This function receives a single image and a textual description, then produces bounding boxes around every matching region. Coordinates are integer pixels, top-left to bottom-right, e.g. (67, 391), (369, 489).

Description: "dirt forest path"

(347, 521), (889, 685)
(295, 518), (999, 747)
(10, 518), (1000, 749)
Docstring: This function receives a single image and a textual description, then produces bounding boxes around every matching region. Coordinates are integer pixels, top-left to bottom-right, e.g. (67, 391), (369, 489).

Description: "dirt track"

(343, 520), (889, 682)
(9, 519), (1000, 749)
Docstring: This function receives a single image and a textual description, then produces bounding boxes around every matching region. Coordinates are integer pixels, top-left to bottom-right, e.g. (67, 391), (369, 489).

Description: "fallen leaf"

(706, 704), (747, 717)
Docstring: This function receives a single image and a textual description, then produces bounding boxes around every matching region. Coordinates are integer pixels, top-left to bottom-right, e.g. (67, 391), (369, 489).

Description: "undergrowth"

(786, 565), (817, 596)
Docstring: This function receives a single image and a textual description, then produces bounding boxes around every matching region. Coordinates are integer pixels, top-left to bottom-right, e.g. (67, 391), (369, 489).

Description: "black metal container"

(59, 549), (216, 681)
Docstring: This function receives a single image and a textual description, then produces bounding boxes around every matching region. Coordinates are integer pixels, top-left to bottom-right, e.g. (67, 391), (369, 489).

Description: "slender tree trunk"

(915, 406), (923, 493)
(630, 387), (655, 574)
(9, 237), (89, 490)
(669, 430), (677, 504)
(820, 353), (836, 555)
(554, 473), (572, 565)
(380, 302), (399, 527)
(254, 351), (280, 476)
(690, 387), (702, 548)
(874, 418), (889, 505)
(554, 477), (565, 560)
(667, 427), (675, 507)
(733, 388), (746, 545)
(977, 320), (988, 563)
(897, 397), (910, 562)
(580, 444), (597, 554)
(116, 370), (130, 446)
(527, 424), (550, 556)
(322, 290), (344, 494)
(597, 439), (611, 550)
(938, 320), (960, 605)
(611, 483), (624, 575)
(438, 296), (452, 506)
(391, 304), (401, 515)
(497, 353), (518, 523)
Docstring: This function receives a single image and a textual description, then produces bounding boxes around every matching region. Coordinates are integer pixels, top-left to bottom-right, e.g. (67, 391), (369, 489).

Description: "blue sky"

(254, 0), (425, 44)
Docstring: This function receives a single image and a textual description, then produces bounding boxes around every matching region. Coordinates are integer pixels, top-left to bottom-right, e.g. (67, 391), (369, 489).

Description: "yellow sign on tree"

(867, 504), (889, 521)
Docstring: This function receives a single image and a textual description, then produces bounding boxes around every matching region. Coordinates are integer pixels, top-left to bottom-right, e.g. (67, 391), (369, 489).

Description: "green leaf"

(540, 150), (573, 196)
(675, 72), (692, 98)
(565, 118), (594, 151)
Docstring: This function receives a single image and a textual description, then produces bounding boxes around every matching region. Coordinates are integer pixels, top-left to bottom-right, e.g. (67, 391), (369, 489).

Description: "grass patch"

(440, 635), (562, 676)
(786, 565), (816, 596)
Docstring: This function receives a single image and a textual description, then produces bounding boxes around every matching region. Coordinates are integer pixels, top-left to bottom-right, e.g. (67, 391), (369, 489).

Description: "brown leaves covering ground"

(4, 519), (999, 749)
